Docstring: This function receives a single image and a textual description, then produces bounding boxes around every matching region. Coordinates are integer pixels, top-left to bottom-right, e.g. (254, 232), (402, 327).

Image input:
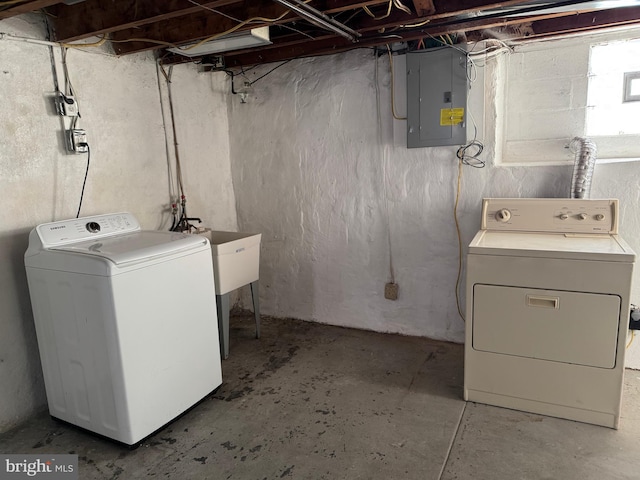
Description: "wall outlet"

(385, 282), (399, 301)
(66, 129), (88, 154)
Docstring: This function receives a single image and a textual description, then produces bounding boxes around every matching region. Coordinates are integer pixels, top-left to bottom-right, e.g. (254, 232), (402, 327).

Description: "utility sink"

(199, 230), (262, 360)
(199, 231), (261, 295)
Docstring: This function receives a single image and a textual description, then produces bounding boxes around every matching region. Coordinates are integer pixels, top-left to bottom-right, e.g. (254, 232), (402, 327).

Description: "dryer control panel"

(36, 213), (141, 247)
(481, 198), (618, 234)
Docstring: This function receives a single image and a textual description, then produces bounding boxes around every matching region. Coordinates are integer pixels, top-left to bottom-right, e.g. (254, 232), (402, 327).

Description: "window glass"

(587, 39), (640, 135)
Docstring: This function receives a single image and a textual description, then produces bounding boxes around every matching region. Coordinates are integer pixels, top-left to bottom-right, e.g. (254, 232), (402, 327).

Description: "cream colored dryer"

(464, 198), (635, 428)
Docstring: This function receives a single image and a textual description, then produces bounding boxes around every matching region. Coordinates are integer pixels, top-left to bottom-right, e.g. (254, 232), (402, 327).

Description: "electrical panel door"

(406, 48), (468, 148)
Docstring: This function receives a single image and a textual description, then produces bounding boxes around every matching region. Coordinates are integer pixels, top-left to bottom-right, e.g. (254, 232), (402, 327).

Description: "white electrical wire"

(0, 31), (58, 46)
(187, 0), (315, 39)
(392, 0), (412, 15)
(155, 60), (178, 202)
(374, 52), (396, 286)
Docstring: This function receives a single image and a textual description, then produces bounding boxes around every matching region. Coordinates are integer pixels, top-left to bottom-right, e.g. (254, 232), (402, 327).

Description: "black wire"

(171, 213), (185, 232)
(46, 20), (60, 93)
(456, 140), (485, 168)
(223, 69), (237, 94)
(249, 60), (292, 86)
(76, 144), (91, 218)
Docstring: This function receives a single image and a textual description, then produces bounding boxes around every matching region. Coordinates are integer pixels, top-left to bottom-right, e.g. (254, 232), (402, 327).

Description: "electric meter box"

(406, 48), (469, 148)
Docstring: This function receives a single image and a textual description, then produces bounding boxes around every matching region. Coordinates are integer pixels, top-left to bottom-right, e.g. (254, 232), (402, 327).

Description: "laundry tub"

(199, 230), (261, 359)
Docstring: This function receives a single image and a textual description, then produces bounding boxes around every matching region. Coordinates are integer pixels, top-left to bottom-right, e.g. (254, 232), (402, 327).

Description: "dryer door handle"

(526, 295), (559, 309)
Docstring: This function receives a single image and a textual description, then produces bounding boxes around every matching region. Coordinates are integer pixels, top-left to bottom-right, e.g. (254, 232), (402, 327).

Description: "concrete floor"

(1, 314), (639, 480)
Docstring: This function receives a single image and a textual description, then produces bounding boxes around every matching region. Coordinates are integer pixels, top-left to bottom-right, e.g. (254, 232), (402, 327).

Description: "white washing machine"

(464, 198), (635, 428)
(24, 213), (222, 445)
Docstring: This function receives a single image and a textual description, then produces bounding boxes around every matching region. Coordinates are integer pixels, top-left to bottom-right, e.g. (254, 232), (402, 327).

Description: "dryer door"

(472, 284), (621, 368)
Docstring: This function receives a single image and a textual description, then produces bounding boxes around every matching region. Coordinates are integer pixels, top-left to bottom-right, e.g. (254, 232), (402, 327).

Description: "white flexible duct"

(569, 137), (597, 199)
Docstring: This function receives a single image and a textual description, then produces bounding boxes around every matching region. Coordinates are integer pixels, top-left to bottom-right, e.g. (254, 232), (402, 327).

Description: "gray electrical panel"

(406, 48), (469, 148)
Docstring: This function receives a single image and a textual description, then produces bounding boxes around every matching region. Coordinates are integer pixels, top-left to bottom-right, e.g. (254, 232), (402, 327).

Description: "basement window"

(497, 32), (640, 165)
(587, 39), (640, 134)
(585, 38), (640, 159)
(623, 71), (640, 102)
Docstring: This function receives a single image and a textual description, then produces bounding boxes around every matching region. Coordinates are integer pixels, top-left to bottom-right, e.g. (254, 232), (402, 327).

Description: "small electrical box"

(56, 92), (79, 117)
(631, 305), (640, 330)
(384, 282), (399, 301)
(66, 129), (88, 154)
(406, 48), (469, 148)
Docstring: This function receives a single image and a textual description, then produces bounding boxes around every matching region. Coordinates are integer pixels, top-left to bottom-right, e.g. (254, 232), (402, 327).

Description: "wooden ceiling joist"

(4, 0), (640, 66)
(221, 5), (627, 67)
(0, 0), (60, 20)
(107, 0), (390, 56)
(51, 0), (243, 42)
(428, 0), (547, 20)
(109, 1), (290, 55)
(506, 5), (640, 40)
(412, 0), (435, 17)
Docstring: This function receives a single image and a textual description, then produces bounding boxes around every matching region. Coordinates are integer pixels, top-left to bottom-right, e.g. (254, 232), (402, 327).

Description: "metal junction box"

(406, 48), (469, 148)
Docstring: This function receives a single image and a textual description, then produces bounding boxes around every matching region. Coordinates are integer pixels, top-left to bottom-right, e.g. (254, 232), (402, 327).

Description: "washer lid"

(469, 230), (636, 262)
(52, 231), (208, 265)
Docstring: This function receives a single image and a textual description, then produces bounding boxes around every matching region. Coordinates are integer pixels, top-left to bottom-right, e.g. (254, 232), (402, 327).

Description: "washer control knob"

(495, 209), (511, 222)
(86, 221), (101, 233)
(559, 213), (569, 220)
(577, 213), (588, 220)
(595, 213), (605, 221)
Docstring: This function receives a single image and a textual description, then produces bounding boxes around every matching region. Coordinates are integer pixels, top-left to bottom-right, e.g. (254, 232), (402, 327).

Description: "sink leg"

(216, 293), (230, 360)
(250, 280), (260, 339)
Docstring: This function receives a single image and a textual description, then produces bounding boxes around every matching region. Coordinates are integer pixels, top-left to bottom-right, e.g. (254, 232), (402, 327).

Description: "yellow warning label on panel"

(440, 108), (465, 126)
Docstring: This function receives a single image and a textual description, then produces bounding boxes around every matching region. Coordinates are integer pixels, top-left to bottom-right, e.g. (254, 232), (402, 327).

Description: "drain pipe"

(569, 137), (597, 199)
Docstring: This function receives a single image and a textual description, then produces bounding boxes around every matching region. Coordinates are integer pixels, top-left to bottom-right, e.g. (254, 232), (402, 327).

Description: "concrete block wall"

(2, 13), (639, 433)
(502, 41), (590, 164)
(226, 47), (640, 370)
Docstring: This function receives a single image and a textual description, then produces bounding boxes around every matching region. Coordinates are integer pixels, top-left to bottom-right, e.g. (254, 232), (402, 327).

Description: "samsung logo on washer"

(49, 226), (66, 231)
(1, 454), (77, 479)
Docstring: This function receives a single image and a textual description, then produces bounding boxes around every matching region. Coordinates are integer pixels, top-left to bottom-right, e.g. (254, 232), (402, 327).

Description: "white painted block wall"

(0, 15), (237, 432)
(227, 48), (640, 368)
(2, 14), (639, 434)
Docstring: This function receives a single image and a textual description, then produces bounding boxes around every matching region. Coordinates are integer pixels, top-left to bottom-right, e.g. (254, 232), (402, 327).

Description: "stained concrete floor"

(1, 314), (639, 480)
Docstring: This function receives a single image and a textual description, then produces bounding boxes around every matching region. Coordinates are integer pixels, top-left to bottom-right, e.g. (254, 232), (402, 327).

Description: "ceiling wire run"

(272, 0), (361, 42)
(4, 0), (640, 65)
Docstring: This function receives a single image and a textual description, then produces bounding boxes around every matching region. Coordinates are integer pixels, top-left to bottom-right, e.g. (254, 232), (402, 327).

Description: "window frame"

(623, 71), (640, 103)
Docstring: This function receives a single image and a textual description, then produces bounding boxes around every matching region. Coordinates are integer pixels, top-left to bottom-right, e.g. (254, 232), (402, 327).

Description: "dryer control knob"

(86, 222), (101, 233)
(495, 209), (511, 222)
(577, 213), (588, 220)
(559, 214), (569, 220)
(595, 214), (605, 221)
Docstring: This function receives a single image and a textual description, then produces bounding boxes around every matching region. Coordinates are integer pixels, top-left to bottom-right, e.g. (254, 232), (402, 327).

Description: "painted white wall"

(227, 48), (640, 367)
(0, 14), (236, 432)
(2, 12), (638, 434)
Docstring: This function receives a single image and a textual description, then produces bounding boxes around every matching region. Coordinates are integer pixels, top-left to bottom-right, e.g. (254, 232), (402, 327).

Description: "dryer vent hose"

(569, 137), (597, 199)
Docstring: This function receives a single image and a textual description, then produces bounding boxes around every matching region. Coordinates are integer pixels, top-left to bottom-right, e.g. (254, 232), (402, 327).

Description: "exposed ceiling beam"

(0, 0), (60, 20)
(220, 30), (434, 66)
(428, 0), (546, 20)
(51, 0), (243, 42)
(505, 5), (640, 40)
(51, 0), (389, 43)
(220, 6), (611, 66)
(110, 1), (289, 55)
(108, 0), (388, 55)
(7, 0), (639, 66)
